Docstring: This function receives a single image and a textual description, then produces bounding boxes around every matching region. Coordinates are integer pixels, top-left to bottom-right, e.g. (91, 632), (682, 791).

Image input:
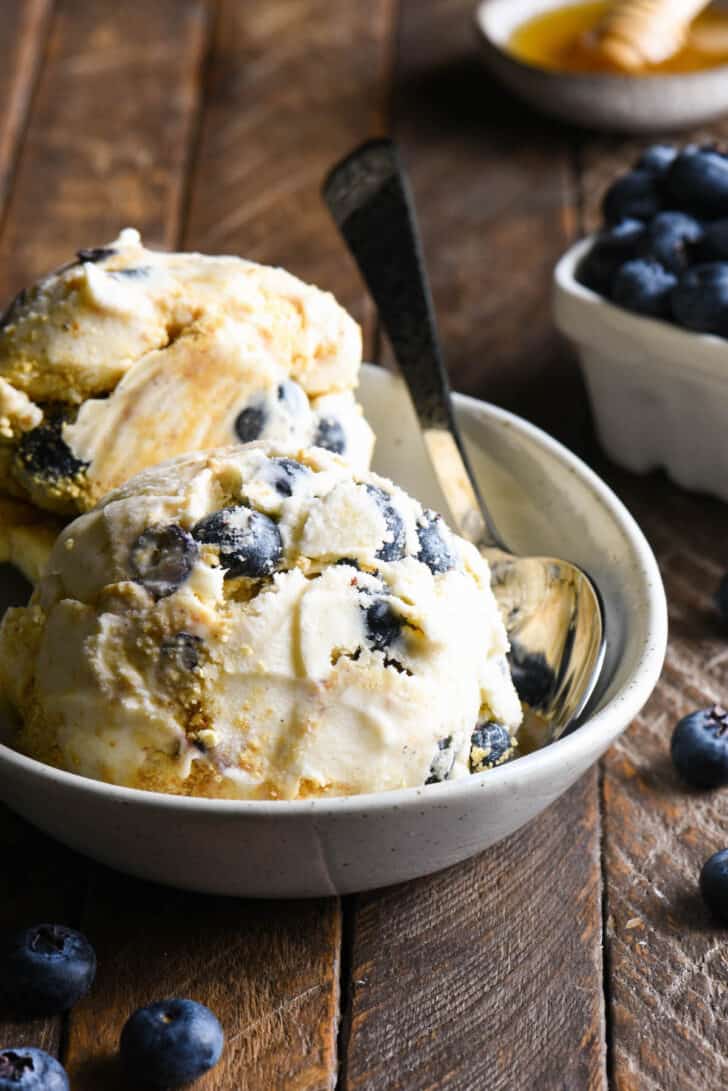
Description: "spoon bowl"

(323, 139), (605, 740)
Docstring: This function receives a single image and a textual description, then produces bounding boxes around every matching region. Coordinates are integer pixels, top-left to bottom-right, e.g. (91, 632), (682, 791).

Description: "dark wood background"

(1, 2), (727, 1088)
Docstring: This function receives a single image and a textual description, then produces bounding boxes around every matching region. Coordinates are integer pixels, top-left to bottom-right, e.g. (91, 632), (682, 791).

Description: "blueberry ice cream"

(0, 444), (521, 799)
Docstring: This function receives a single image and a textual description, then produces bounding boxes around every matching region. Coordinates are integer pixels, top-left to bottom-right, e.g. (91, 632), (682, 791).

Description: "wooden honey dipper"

(589, 0), (711, 71)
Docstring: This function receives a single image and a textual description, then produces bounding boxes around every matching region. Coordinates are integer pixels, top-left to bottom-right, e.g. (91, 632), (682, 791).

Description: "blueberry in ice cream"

(0, 228), (374, 523)
(120, 999), (224, 1089)
(0, 444), (521, 799)
(469, 721), (516, 773)
(0, 923), (96, 1015)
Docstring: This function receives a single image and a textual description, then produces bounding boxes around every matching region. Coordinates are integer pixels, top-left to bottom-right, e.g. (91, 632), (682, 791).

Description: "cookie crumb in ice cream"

(0, 444), (522, 800)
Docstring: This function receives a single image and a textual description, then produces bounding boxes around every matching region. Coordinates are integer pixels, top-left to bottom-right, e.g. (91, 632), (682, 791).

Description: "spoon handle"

(322, 138), (505, 552)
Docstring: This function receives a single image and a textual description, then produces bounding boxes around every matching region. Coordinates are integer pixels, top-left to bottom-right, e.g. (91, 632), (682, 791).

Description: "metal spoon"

(323, 138), (605, 741)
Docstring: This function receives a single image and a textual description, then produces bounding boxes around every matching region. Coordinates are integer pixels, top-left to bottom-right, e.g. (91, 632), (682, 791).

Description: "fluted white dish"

(555, 236), (728, 501)
(0, 364), (667, 897)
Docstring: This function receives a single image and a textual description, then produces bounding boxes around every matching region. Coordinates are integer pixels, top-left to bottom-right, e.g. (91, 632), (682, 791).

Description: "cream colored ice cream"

(0, 444), (522, 799)
(0, 229), (373, 519)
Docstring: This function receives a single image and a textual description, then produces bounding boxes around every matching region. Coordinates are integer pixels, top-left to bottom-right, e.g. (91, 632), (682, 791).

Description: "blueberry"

(671, 263), (728, 335)
(16, 412), (88, 483)
(313, 416), (346, 455)
(0, 1048), (68, 1091)
(120, 998), (224, 1090)
(716, 573), (728, 620)
(193, 506), (283, 578)
(234, 404), (266, 443)
(129, 524), (199, 598)
(696, 218), (728, 261)
(639, 211), (703, 273)
(603, 170), (661, 226)
(416, 510), (455, 574)
(469, 722), (515, 773)
(612, 259), (677, 319)
(364, 598), (401, 651)
(425, 735), (455, 784)
(671, 706), (728, 788)
(0, 923), (96, 1015)
(364, 484), (406, 561)
(271, 456), (309, 497)
(636, 144), (677, 177)
(160, 632), (202, 672)
(577, 219), (646, 297)
(700, 848), (728, 925)
(666, 148), (728, 218)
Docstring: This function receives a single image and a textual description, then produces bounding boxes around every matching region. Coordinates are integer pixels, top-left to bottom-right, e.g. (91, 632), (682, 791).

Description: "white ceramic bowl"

(0, 365), (667, 898)
(555, 236), (728, 501)
(474, 0), (728, 133)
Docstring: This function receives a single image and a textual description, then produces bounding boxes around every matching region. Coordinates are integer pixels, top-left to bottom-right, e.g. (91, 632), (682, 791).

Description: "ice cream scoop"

(0, 230), (373, 519)
(0, 445), (521, 799)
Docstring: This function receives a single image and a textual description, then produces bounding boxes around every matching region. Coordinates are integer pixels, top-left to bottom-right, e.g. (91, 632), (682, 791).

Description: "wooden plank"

(342, 3), (607, 1088)
(343, 774), (605, 1091)
(0, 0), (209, 302)
(0, 0), (53, 212)
(183, 0), (398, 350)
(579, 136), (728, 1091)
(64, 868), (341, 1090)
(597, 467), (728, 1091)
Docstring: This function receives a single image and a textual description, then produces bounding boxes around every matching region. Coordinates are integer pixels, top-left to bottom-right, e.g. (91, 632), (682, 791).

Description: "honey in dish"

(508, 1), (728, 75)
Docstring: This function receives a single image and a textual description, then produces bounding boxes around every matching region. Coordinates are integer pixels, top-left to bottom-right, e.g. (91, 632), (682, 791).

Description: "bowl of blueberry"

(554, 143), (728, 501)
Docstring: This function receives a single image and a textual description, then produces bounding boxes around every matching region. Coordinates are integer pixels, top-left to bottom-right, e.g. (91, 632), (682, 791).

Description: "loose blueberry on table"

(0, 923), (96, 1015)
(120, 998), (224, 1089)
(670, 705), (728, 789)
(700, 848), (728, 926)
(577, 143), (728, 337)
(0, 1048), (69, 1091)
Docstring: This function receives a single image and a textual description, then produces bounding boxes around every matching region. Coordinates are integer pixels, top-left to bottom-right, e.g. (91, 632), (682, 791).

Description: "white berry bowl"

(0, 364), (667, 897)
(474, 0), (728, 133)
(555, 236), (728, 502)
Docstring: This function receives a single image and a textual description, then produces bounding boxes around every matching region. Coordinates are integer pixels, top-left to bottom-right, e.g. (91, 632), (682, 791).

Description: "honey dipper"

(588, 0), (711, 71)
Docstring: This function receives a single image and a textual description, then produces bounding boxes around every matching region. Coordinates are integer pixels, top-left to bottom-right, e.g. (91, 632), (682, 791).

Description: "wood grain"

(579, 138), (728, 1091)
(343, 774), (605, 1091)
(0, 0), (209, 302)
(65, 868), (341, 1090)
(0, 0), (52, 212)
(184, 0), (398, 349)
(384, 0), (589, 450)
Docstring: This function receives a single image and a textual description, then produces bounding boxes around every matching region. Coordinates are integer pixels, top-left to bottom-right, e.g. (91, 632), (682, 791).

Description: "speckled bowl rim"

(0, 386), (668, 817)
(473, 0), (728, 86)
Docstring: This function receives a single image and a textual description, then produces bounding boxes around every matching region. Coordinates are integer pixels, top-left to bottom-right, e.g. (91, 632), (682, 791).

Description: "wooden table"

(1, 2), (727, 1088)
